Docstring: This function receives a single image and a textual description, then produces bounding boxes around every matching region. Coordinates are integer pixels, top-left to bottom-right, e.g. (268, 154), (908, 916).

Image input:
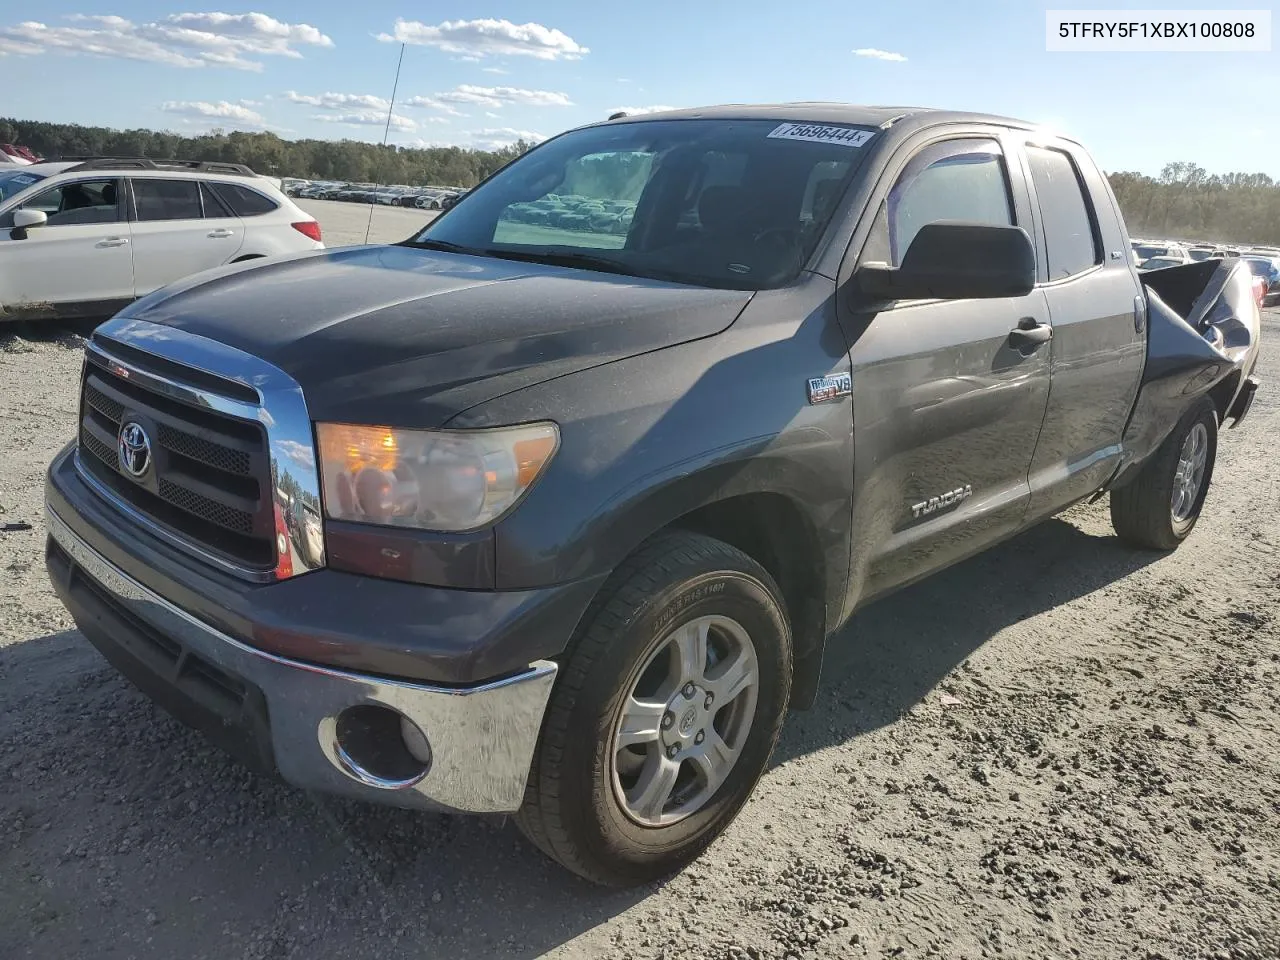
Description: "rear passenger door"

(1018, 139), (1145, 519)
(128, 178), (245, 296)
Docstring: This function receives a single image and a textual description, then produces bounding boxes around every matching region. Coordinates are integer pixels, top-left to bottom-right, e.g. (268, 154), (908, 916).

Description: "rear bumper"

(45, 501), (557, 814)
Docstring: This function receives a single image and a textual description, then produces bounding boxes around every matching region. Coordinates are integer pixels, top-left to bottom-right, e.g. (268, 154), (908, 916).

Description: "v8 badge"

(806, 372), (852, 404)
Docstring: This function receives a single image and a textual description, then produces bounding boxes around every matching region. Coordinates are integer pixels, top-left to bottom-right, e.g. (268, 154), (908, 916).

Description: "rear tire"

(1110, 398), (1218, 550)
(516, 531), (792, 887)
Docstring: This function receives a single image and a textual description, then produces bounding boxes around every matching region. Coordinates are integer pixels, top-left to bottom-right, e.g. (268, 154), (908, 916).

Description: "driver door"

(840, 134), (1053, 602)
(0, 177), (134, 319)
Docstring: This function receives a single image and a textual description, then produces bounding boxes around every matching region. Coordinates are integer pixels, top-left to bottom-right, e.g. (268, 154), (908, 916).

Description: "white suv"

(0, 158), (324, 323)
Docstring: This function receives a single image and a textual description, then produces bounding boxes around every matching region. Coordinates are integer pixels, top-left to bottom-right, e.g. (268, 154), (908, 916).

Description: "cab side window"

(864, 139), (1013, 267)
(17, 178), (123, 226)
(1025, 146), (1100, 280)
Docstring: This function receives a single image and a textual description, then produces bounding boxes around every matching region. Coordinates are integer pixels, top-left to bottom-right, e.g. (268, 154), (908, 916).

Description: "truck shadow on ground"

(1, 511), (1160, 960)
(0, 318), (99, 345)
(772, 512), (1161, 765)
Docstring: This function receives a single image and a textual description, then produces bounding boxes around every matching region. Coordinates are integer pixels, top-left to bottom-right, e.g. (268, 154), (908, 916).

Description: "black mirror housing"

(856, 221), (1036, 302)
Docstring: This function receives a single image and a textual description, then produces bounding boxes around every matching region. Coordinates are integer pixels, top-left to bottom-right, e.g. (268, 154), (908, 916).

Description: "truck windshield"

(0, 169), (45, 203)
(406, 119), (876, 289)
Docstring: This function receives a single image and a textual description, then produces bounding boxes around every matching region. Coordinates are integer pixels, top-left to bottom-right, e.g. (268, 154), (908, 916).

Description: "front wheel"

(516, 532), (792, 886)
(1111, 397), (1218, 550)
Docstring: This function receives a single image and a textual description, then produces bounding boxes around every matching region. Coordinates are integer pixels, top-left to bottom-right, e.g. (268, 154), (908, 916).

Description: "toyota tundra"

(44, 105), (1260, 886)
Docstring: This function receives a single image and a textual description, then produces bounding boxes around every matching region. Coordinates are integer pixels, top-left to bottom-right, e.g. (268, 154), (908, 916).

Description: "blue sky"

(2, 1), (1277, 175)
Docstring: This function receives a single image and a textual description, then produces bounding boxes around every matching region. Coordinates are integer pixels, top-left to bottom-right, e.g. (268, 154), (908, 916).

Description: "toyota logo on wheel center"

(117, 421), (152, 478)
(678, 706), (698, 735)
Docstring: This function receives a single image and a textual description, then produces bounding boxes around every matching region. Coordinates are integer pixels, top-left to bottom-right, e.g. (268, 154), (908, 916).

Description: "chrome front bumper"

(46, 504), (557, 814)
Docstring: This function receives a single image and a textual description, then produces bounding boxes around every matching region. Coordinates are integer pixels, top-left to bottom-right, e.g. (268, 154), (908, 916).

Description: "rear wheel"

(516, 531), (791, 886)
(1111, 398), (1218, 550)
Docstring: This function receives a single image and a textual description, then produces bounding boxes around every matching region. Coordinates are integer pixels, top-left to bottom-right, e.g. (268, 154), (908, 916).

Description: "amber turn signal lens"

(514, 435), (557, 488)
(317, 423), (398, 473)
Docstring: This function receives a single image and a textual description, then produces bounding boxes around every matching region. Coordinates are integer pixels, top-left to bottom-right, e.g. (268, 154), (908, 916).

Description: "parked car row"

(1131, 236), (1280, 306)
(281, 178), (467, 211)
(1132, 236), (1280, 264)
(499, 193), (638, 237)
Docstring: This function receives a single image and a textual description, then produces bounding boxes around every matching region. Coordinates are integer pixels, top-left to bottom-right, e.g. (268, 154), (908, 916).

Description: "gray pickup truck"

(44, 104), (1259, 886)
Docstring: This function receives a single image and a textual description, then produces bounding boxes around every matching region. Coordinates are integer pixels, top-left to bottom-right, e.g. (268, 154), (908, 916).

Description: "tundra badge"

(911, 485), (973, 519)
(807, 372), (852, 404)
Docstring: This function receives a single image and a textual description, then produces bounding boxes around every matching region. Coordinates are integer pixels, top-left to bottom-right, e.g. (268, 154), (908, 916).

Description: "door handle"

(1009, 317), (1052, 347)
(96, 237), (129, 248)
(207, 229), (235, 239)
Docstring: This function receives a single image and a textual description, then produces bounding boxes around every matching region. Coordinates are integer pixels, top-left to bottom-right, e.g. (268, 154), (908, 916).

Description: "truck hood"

(124, 244), (753, 426)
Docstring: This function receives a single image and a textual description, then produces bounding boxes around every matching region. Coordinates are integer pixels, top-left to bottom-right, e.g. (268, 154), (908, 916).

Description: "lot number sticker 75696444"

(766, 123), (876, 147)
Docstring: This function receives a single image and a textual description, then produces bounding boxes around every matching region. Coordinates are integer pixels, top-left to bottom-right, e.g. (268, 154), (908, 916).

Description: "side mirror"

(855, 221), (1035, 302)
(14, 209), (48, 230)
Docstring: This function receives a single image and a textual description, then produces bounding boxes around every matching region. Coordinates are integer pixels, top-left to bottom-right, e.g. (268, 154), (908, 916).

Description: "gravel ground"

(1, 214), (1277, 959)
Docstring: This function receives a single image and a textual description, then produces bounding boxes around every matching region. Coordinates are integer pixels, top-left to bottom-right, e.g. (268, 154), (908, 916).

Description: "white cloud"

(433, 84), (572, 108)
(161, 99), (266, 127)
(314, 111), (416, 131)
(378, 18), (587, 61)
(0, 12), (332, 71)
(400, 85), (570, 121)
(285, 90), (389, 111)
(853, 47), (907, 62)
(395, 128), (545, 151)
(609, 105), (681, 116)
(481, 66), (507, 74)
(467, 127), (545, 150)
(395, 137), (448, 150)
(401, 95), (464, 116)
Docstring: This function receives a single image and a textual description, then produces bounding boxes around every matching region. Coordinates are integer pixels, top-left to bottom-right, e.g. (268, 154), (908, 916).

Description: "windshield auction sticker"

(767, 124), (876, 147)
(1046, 9), (1271, 51)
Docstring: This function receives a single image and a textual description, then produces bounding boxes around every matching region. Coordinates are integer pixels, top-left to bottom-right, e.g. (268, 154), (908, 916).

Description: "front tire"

(517, 531), (792, 886)
(1111, 397), (1218, 550)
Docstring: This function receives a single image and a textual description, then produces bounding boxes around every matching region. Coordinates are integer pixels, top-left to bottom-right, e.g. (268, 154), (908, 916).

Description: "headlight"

(316, 422), (559, 532)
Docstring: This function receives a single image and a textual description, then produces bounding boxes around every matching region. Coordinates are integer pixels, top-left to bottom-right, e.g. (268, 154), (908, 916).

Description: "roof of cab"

(598, 103), (1038, 132)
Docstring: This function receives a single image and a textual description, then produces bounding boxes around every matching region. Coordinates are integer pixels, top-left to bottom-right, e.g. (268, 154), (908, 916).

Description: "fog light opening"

(331, 704), (432, 789)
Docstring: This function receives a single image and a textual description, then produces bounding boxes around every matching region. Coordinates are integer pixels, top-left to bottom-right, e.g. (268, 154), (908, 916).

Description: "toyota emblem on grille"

(117, 421), (152, 478)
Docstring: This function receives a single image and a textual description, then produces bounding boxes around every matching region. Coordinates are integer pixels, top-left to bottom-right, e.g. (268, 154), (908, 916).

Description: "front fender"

(447, 275), (854, 626)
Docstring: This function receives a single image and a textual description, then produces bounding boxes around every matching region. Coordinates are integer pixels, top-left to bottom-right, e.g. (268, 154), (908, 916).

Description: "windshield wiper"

(477, 248), (644, 278)
(401, 238), (490, 256)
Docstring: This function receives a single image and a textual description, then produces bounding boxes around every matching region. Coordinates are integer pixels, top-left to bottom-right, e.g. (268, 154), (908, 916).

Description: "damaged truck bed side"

(1123, 257), (1260, 465)
(43, 105), (1260, 886)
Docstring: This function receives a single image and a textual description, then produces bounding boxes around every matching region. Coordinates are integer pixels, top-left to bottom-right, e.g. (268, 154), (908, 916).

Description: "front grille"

(77, 353), (275, 571)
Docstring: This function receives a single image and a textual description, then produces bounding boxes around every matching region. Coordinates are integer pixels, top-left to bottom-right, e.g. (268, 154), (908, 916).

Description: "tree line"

(1108, 163), (1279, 246)
(0, 117), (535, 189)
(3, 118), (1279, 245)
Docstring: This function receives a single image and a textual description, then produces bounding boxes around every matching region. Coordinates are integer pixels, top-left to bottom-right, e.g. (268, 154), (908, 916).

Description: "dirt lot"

(295, 198), (438, 246)
(1, 212), (1277, 959)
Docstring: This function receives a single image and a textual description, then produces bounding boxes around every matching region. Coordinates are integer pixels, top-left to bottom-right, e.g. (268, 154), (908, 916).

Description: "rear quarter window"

(209, 182), (279, 217)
